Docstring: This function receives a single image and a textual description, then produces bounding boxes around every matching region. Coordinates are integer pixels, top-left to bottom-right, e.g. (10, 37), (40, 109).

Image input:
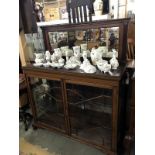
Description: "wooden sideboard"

(23, 63), (127, 155)
(22, 18), (131, 155)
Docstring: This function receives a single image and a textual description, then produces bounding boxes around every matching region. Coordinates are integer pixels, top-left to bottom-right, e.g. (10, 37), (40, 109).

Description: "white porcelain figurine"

(50, 48), (64, 68)
(110, 49), (119, 69)
(80, 51), (96, 74)
(54, 48), (62, 59)
(33, 53), (44, 66)
(90, 47), (103, 65)
(64, 47), (81, 69)
(96, 59), (111, 73)
(45, 50), (51, 62)
(42, 50), (51, 67)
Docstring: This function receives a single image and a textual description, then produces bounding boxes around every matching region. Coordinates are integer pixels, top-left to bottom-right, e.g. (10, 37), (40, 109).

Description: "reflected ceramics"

(60, 46), (69, 56)
(80, 44), (87, 52)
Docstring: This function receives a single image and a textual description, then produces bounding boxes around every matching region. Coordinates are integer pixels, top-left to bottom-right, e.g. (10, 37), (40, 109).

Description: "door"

(66, 82), (113, 148)
(28, 77), (67, 132)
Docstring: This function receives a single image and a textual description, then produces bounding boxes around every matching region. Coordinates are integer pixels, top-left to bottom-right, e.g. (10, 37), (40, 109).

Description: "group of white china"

(33, 44), (119, 74)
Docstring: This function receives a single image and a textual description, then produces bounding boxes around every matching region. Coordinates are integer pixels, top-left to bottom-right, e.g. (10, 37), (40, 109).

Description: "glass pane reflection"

(66, 83), (112, 148)
(29, 77), (66, 131)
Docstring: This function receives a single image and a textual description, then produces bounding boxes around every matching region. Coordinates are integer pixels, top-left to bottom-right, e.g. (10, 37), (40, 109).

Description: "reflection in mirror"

(68, 31), (76, 48)
(48, 32), (58, 49)
(87, 29), (100, 49)
(48, 27), (119, 58)
(99, 27), (119, 58)
(48, 32), (68, 51)
(108, 27), (119, 51)
(74, 30), (87, 46)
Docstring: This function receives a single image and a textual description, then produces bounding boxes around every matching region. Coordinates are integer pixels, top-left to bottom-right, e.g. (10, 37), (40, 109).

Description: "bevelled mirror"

(48, 27), (119, 58)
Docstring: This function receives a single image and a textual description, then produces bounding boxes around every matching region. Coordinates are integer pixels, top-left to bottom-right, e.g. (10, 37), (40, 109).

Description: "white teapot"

(83, 63), (97, 74)
(51, 49), (65, 68)
(80, 51), (96, 74)
(64, 47), (81, 69)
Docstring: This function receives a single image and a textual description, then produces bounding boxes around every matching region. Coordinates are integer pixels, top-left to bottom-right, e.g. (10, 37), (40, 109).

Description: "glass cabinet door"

(29, 77), (66, 132)
(66, 83), (113, 148)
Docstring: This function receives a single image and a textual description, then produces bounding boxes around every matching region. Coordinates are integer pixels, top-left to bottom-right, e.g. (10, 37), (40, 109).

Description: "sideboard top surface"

(23, 64), (126, 81)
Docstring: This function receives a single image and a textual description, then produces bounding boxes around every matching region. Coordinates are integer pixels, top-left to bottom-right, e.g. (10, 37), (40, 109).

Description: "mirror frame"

(40, 18), (130, 63)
